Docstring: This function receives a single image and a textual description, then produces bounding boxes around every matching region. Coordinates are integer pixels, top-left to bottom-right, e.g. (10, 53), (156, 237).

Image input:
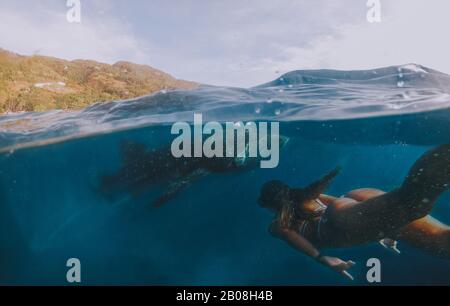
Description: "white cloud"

(0, 2), (149, 65)
(135, 0), (364, 86)
(261, 0), (450, 78)
(1, 1), (449, 87)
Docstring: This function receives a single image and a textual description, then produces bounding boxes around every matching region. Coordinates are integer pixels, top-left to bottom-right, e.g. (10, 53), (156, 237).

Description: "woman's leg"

(345, 188), (385, 201)
(342, 188), (450, 258)
(327, 143), (450, 246)
(397, 216), (450, 259)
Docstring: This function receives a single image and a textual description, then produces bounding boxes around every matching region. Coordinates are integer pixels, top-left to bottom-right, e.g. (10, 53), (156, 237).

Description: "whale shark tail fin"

(120, 140), (149, 166)
(98, 141), (149, 195)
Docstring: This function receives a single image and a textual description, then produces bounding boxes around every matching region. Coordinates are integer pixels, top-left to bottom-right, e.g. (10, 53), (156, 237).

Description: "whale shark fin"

(152, 169), (209, 208)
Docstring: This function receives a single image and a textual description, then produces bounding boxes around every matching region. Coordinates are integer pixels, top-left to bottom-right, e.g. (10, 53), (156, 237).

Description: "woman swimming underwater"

(258, 143), (450, 280)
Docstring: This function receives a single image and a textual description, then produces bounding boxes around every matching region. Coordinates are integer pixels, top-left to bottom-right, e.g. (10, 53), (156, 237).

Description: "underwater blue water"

(0, 64), (450, 285)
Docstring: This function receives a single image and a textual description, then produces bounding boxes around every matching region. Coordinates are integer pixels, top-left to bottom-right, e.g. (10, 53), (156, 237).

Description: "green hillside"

(0, 49), (196, 113)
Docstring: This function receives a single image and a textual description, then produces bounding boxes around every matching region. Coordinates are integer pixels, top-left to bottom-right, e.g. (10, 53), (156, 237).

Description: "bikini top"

(295, 198), (327, 221)
(314, 198), (327, 210)
(296, 199), (327, 239)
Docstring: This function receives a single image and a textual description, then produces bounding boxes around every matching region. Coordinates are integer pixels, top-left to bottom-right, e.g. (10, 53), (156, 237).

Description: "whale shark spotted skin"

(100, 137), (289, 207)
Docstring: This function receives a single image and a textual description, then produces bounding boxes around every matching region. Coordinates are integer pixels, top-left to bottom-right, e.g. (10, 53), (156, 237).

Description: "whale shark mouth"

(233, 134), (290, 167)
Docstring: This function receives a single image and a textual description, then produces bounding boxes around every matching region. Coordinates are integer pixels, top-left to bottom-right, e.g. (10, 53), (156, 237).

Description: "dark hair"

(258, 180), (290, 210)
(258, 167), (341, 229)
(258, 180), (297, 228)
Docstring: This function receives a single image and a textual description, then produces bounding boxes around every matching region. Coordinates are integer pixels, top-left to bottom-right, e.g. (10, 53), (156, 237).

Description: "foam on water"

(1, 64), (450, 151)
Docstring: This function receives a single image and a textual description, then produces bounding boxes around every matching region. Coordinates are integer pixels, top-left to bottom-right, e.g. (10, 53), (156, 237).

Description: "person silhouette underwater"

(259, 143), (450, 280)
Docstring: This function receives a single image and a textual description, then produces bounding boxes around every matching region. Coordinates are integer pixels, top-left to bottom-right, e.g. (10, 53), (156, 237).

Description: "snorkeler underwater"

(1, 0), (450, 295)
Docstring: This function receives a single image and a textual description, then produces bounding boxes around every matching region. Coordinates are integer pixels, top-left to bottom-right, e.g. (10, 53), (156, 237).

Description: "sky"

(0, 0), (449, 87)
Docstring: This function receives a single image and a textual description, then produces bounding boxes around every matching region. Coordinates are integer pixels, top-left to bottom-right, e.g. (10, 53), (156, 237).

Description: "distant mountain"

(0, 49), (197, 113)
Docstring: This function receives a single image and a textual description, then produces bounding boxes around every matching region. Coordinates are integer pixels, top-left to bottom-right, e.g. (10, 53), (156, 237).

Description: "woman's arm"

(269, 221), (321, 258)
(269, 221), (356, 280)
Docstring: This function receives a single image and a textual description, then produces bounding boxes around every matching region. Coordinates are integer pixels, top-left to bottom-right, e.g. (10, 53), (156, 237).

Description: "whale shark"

(100, 135), (289, 207)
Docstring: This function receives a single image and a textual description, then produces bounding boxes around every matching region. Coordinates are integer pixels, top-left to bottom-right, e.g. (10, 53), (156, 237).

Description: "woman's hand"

(317, 256), (356, 280)
(273, 226), (356, 280)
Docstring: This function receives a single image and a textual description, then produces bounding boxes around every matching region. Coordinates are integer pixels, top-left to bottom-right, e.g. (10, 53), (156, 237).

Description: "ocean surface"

(0, 64), (449, 285)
